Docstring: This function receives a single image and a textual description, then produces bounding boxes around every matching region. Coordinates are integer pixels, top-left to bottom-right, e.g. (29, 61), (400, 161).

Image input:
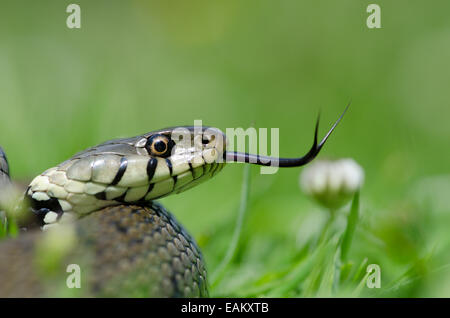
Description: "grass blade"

(210, 164), (251, 288)
(340, 191), (360, 262)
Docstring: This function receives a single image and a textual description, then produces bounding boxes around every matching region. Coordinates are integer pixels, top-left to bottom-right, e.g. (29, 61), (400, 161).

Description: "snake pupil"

(154, 140), (166, 152)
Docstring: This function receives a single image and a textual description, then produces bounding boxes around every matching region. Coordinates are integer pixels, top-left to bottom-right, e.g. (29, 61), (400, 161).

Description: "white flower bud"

(300, 158), (364, 210)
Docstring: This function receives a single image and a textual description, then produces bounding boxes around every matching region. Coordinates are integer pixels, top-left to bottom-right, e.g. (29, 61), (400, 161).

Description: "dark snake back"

(0, 203), (208, 297)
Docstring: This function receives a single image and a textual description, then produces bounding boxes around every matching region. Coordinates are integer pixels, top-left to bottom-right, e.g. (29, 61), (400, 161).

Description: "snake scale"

(0, 109), (347, 297)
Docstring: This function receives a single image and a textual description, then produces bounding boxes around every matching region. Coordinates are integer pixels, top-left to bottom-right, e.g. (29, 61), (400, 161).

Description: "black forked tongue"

(224, 103), (350, 167)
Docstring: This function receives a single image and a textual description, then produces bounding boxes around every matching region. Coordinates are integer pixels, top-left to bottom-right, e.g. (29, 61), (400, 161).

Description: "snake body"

(0, 109), (347, 297)
(0, 204), (207, 297)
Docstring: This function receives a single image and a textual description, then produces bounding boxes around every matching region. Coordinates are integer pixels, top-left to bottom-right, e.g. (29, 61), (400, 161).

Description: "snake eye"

(146, 134), (174, 158)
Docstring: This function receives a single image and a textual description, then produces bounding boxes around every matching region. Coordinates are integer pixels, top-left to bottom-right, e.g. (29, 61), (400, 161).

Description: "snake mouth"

(224, 103), (349, 167)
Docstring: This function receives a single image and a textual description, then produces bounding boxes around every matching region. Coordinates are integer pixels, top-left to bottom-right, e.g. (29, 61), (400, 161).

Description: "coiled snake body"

(0, 111), (346, 297)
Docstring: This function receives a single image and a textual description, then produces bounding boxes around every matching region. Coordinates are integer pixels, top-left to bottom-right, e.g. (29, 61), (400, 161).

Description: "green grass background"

(1, 0), (450, 297)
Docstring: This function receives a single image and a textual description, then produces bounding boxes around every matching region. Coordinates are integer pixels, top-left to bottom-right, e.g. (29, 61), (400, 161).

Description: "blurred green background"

(1, 0), (450, 297)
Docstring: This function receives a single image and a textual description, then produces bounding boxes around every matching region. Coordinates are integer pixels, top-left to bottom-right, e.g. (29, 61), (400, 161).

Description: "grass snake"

(0, 109), (347, 297)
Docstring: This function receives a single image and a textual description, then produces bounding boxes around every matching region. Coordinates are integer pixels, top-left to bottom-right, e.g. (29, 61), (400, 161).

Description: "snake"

(0, 109), (347, 297)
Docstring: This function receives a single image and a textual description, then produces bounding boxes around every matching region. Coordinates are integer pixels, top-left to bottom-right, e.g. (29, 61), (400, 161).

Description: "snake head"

(25, 126), (228, 227)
